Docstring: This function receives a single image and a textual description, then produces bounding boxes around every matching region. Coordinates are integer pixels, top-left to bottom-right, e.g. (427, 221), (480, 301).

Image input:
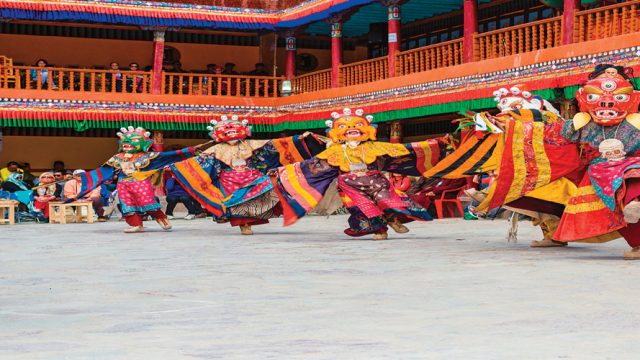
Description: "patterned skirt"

(117, 179), (161, 216)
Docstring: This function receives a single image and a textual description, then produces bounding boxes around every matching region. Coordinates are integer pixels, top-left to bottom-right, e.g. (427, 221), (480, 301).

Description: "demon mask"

(206, 115), (251, 143)
(117, 126), (153, 154)
(493, 85), (560, 115)
(326, 108), (377, 144)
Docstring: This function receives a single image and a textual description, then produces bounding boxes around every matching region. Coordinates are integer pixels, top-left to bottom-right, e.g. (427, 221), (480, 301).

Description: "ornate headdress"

(325, 108), (377, 143)
(206, 115), (251, 142)
(493, 85), (559, 115)
(117, 126), (153, 153)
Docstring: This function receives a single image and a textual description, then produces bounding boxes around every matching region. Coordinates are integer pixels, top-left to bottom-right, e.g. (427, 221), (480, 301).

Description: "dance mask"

(574, 66), (640, 127)
(207, 115), (251, 143)
(493, 85), (559, 115)
(117, 126), (153, 154)
(326, 108), (377, 144)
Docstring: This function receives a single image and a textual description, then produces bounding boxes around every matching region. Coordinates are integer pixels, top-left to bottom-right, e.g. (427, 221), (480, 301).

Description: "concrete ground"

(1, 215), (639, 360)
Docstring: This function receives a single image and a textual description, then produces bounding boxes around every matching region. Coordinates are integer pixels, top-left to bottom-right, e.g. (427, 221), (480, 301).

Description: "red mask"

(576, 75), (640, 126)
(207, 116), (251, 142)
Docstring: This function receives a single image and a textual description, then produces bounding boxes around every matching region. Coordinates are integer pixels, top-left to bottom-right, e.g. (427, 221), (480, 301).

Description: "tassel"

(507, 211), (518, 243)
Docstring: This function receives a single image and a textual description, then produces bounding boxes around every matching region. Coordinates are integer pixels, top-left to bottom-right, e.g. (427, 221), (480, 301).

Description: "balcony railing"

(163, 72), (283, 97)
(574, 0), (640, 43)
(8, 66), (153, 93)
(475, 16), (562, 61)
(397, 39), (463, 77)
(291, 69), (332, 94)
(340, 57), (388, 87)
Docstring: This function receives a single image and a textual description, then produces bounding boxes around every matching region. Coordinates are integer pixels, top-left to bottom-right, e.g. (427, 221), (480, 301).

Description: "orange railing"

(474, 16), (562, 61)
(6, 66), (152, 93)
(340, 57), (388, 87)
(396, 39), (463, 76)
(162, 72), (283, 97)
(292, 68), (332, 94)
(574, 0), (640, 43)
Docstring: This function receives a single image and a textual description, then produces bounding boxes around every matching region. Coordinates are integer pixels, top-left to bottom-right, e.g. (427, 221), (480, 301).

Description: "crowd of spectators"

(0, 159), (208, 223)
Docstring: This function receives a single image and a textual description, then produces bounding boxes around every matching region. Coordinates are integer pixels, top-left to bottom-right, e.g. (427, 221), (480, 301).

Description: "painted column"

(390, 121), (402, 143)
(463, 0), (478, 63)
(331, 22), (342, 88)
(562, 0), (579, 45)
(152, 131), (164, 152)
(152, 30), (166, 94)
(387, 4), (401, 77)
(285, 36), (297, 80)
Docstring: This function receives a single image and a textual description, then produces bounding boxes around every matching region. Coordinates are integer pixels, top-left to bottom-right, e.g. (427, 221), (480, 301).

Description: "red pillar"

(331, 22), (342, 88)
(463, 0), (478, 63)
(390, 121), (402, 143)
(562, 0), (579, 45)
(152, 30), (165, 95)
(387, 5), (400, 77)
(285, 36), (297, 80)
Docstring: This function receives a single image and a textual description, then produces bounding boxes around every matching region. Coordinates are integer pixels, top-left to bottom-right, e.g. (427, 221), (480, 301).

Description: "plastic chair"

(435, 186), (466, 219)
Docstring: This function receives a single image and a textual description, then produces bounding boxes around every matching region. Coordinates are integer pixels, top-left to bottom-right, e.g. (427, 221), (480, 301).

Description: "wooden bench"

(0, 200), (19, 225)
(49, 201), (95, 224)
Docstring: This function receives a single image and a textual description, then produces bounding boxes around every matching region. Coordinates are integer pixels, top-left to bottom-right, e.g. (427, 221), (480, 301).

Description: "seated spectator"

(205, 63), (217, 74)
(1, 172), (29, 193)
(33, 172), (62, 221)
(408, 177), (468, 213)
(248, 63), (270, 77)
(0, 161), (23, 183)
(165, 169), (206, 220)
(390, 173), (411, 193)
(222, 62), (238, 75)
(29, 59), (51, 89)
(53, 171), (66, 184)
(19, 162), (36, 188)
(52, 160), (66, 174)
(126, 62), (144, 93)
(63, 169), (107, 221)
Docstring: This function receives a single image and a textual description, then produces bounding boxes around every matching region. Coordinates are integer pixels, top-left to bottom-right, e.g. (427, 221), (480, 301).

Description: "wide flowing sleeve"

(257, 134), (327, 170)
(380, 139), (446, 176)
(170, 154), (226, 217)
(273, 157), (340, 226)
(72, 164), (116, 201)
(145, 147), (197, 171)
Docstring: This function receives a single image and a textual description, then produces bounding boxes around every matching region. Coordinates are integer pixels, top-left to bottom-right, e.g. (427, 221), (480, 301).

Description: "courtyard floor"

(1, 215), (639, 359)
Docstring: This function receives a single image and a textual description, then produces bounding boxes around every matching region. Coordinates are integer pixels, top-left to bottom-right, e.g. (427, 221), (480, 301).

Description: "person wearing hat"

(64, 169), (108, 222)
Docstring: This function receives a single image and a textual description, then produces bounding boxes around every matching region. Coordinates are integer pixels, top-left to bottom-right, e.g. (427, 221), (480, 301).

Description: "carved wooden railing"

(396, 39), (463, 76)
(162, 72), (283, 97)
(6, 66), (152, 93)
(574, 0), (640, 43)
(340, 57), (388, 87)
(291, 68), (331, 94)
(474, 16), (563, 61)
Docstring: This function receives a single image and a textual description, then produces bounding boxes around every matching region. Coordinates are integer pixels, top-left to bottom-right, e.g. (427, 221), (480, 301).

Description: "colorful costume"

(554, 65), (640, 259)
(76, 126), (200, 233)
(275, 108), (443, 240)
(425, 85), (583, 247)
(170, 115), (325, 235)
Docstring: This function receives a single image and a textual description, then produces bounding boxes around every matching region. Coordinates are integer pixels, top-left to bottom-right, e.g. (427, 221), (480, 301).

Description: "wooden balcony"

(574, 0), (640, 42)
(397, 39), (463, 77)
(340, 57), (389, 87)
(163, 72), (283, 97)
(291, 69), (332, 94)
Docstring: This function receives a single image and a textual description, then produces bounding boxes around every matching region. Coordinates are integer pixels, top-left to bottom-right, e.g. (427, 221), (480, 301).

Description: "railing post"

(463, 0), (478, 63)
(152, 29), (166, 94)
(562, 0), (579, 45)
(330, 22), (342, 88)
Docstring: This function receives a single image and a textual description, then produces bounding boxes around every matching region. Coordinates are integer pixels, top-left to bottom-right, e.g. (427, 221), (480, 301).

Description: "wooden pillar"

(331, 22), (342, 88)
(152, 131), (164, 152)
(560, 99), (577, 120)
(562, 0), (579, 45)
(387, 4), (400, 77)
(463, 0), (478, 63)
(285, 36), (297, 80)
(390, 121), (402, 143)
(152, 30), (165, 95)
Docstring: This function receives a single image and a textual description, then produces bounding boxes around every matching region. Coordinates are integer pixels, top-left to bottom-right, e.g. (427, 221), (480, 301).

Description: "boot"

(530, 215), (565, 248)
(372, 231), (388, 240)
(240, 224), (253, 235)
(388, 218), (409, 234)
(155, 217), (172, 231)
(124, 225), (144, 233)
(623, 200), (640, 224)
(623, 247), (640, 260)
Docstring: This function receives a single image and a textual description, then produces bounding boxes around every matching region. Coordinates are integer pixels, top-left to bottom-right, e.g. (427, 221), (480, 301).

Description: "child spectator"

(33, 172), (62, 221)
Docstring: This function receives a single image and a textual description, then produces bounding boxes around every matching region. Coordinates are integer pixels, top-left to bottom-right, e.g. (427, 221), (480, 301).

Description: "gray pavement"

(1, 216), (639, 360)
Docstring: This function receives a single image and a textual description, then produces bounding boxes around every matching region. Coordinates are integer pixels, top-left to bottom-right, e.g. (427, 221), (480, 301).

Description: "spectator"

(408, 177), (468, 214)
(222, 62), (238, 75)
(29, 59), (51, 89)
(19, 162), (36, 188)
(64, 169), (108, 221)
(126, 62), (144, 93)
(390, 173), (411, 193)
(0, 161), (23, 183)
(168, 61), (189, 94)
(107, 61), (123, 92)
(203, 63), (220, 95)
(53, 171), (66, 184)
(52, 160), (66, 174)
(248, 63), (270, 77)
(205, 64), (217, 74)
(1, 172), (29, 193)
(33, 172), (62, 221)
(164, 170), (205, 220)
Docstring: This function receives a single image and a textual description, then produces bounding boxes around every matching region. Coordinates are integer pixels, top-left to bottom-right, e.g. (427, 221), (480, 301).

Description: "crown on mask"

(492, 86), (534, 103)
(116, 126), (151, 140)
(325, 108), (374, 129)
